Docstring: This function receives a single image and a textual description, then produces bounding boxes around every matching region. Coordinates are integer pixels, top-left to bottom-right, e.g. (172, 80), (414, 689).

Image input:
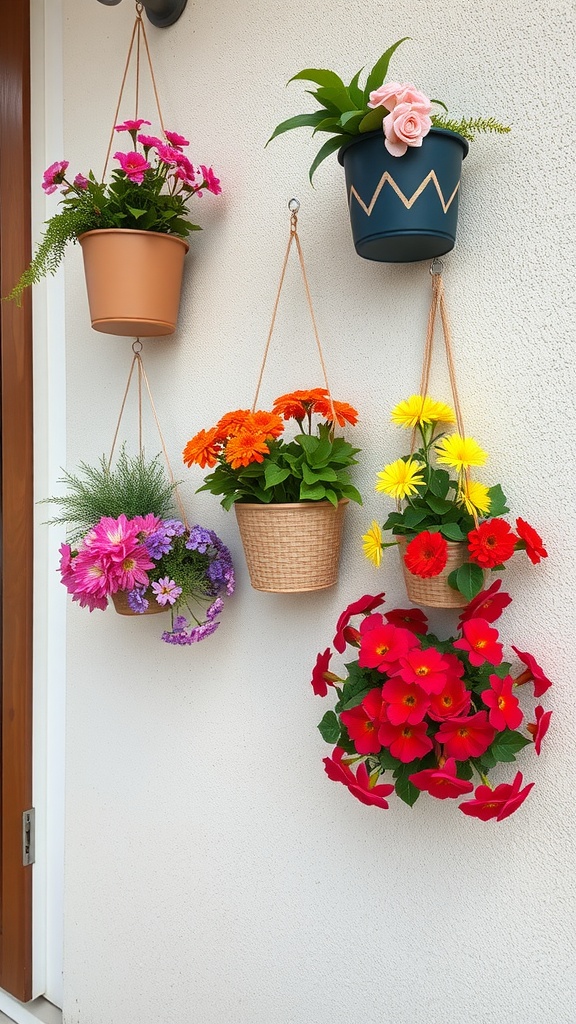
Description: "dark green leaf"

(358, 107), (386, 133)
(299, 481), (327, 501)
(364, 38), (410, 101)
(403, 507), (429, 529)
(394, 773), (420, 807)
(490, 729), (531, 763)
(426, 495), (453, 515)
(449, 562), (485, 601)
(429, 469), (451, 499)
(312, 116), (344, 136)
(341, 688), (372, 711)
(265, 110), (330, 145)
(317, 710), (341, 744)
(314, 85), (356, 115)
(486, 484), (510, 517)
(440, 522), (467, 541)
(348, 67), (365, 107)
(289, 68), (347, 91)
(264, 464), (291, 489)
(309, 135), (347, 182)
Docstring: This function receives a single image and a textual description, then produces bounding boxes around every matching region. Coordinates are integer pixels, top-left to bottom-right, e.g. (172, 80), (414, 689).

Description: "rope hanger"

(108, 340), (188, 527)
(102, 2), (167, 181)
(252, 200), (338, 425)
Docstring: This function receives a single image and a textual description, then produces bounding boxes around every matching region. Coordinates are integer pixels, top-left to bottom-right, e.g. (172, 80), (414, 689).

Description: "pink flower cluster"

(112, 118), (221, 195)
(368, 81), (432, 157)
(312, 585), (552, 821)
(59, 513), (160, 612)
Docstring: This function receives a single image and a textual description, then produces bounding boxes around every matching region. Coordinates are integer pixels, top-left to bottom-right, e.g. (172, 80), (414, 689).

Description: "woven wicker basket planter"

(397, 537), (482, 609)
(110, 589), (168, 616)
(234, 499), (348, 593)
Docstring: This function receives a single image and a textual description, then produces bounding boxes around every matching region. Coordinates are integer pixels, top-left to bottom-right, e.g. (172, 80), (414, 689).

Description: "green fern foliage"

(431, 115), (511, 142)
(42, 448), (178, 543)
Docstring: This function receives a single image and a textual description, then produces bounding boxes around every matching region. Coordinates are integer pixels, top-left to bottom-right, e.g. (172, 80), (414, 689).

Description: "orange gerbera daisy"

(312, 396), (359, 426)
(272, 388), (328, 421)
(214, 408), (251, 440)
(246, 410), (285, 439)
(224, 429), (270, 469)
(182, 427), (222, 469)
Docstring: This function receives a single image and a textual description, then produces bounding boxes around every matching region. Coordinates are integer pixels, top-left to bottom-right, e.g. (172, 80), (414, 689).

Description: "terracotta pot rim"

(77, 228), (190, 254)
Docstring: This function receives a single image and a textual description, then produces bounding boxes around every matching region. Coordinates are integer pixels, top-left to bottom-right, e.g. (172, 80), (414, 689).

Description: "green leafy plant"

(43, 447), (178, 543)
(182, 388), (362, 510)
(267, 39), (510, 181)
(5, 118), (221, 304)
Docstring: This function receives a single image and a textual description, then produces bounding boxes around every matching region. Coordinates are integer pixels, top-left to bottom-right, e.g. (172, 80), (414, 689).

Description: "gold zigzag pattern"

(349, 170), (460, 216)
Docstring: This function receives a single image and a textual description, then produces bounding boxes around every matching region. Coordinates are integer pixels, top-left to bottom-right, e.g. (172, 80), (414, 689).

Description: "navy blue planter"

(338, 128), (469, 263)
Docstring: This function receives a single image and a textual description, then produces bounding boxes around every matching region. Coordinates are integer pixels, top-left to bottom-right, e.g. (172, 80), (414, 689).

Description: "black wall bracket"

(96, 0), (188, 28)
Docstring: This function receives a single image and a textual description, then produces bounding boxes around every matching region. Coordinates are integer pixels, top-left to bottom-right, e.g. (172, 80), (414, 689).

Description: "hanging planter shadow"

(338, 128), (469, 263)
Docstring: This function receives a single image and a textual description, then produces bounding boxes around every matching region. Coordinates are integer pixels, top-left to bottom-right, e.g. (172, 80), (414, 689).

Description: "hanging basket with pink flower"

(5, 7), (221, 336)
(312, 589), (552, 820)
(268, 39), (509, 263)
(362, 268), (547, 607)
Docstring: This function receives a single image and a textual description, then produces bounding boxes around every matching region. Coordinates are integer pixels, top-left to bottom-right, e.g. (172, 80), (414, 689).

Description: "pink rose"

(383, 102), (432, 157)
(368, 81), (431, 114)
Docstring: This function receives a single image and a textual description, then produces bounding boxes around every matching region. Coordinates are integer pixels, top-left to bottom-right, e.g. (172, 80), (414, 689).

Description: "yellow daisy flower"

(375, 458), (425, 500)
(362, 521), (383, 567)
(435, 434), (488, 471)
(459, 479), (492, 516)
(391, 395), (456, 429)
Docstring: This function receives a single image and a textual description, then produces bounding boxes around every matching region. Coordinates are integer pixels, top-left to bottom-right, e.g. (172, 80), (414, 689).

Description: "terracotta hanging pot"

(396, 536), (485, 609)
(78, 229), (189, 337)
(234, 500), (348, 593)
(338, 128), (469, 263)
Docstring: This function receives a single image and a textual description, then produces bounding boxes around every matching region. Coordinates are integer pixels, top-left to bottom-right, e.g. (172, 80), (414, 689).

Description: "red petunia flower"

(340, 688), (385, 755)
(377, 719), (433, 763)
(527, 705), (552, 755)
(511, 647), (553, 697)
(358, 618), (419, 674)
(458, 578), (512, 627)
(409, 757), (474, 800)
(381, 677), (430, 725)
(454, 618), (503, 667)
(482, 674), (523, 731)
(396, 647), (450, 695)
(403, 531), (448, 578)
(459, 771), (534, 821)
(515, 517), (548, 565)
(333, 593), (385, 653)
(428, 675), (471, 721)
(384, 607), (428, 635)
(435, 711), (496, 760)
(322, 748), (394, 808)
(467, 518), (518, 569)
(310, 648), (333, 697)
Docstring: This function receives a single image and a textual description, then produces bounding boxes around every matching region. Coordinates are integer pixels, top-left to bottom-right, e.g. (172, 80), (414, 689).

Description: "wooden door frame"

(0, 0), (34, 1003)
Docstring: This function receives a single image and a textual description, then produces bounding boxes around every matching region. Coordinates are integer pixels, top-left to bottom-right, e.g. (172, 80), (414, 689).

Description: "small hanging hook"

(132, 338), (143, 353)
(288, 197), (300, 233)
(429, 258), (444, 276)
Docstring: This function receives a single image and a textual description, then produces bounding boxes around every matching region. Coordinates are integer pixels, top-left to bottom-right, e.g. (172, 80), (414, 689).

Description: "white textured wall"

(54, 1), (575, 1022)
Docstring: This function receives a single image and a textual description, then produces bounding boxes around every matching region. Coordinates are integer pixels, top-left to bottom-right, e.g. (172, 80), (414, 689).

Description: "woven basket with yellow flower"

(362, 394), (547, 608)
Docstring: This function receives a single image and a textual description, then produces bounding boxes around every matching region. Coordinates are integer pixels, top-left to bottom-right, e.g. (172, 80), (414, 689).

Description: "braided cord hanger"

(108, 340), (188, 527)
(251, 201), (337, 424)
(102, 2), (167, 181)
(413, 261), (479, 527)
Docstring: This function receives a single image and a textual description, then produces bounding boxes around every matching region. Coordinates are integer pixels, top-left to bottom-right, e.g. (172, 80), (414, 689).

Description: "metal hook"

(132, 338), (143, 353)
(288, 198), (300, 213)
(429, 258), (444, 276)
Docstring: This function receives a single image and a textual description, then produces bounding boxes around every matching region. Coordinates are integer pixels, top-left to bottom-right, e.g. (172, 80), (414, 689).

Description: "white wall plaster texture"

(57, 1), (576, 1022)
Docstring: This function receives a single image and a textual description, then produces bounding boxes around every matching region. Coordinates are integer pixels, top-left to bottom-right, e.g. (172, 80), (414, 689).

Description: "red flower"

(384, 607), (428, 635)
(346, 762), (395, 809)
(396, 647), (450, 695)
(410, 757), (474, 800)
(458, 579), (512, 627)
(333, 593), (385, 653)
(459, 771), (534, 821)
(482, 674), (523, 731)
(381, 677), (430, 725)
(377, 720), (433, 763)
(310, 648), (334, 697)
(358, 617), (419, 673)
(435, 711), (496, 760)
(340, 688), (385, 755)
(454, 618), (503, 667)
(511, 647), (553, 697)
(527, 705), (552, 755)
(515, 517), (548, 565)
(467, 518), (518, 568)
(403, 531), (448, 578)
(428, 675), (471, 721)
(322, 749), (394, 808)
